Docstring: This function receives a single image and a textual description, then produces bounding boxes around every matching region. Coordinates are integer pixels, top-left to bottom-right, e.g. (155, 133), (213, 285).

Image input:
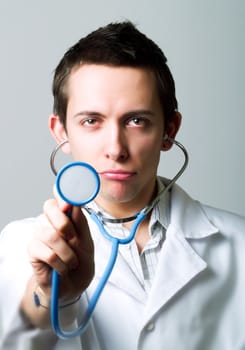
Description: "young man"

(0, 21), (245, 350)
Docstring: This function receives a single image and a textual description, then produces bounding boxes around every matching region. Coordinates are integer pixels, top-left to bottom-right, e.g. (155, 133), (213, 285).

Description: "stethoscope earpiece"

(162, 134), (170, 149)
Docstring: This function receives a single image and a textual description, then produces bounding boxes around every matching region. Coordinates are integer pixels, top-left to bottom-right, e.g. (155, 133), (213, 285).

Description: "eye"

(129, 117), (141, 125)
(86, 118), (96, 124)
(81, 118), (98, 126)
(127, 116), (149, 127)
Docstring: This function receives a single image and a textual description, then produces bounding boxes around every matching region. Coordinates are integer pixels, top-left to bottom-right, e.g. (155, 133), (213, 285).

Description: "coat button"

(145, 322), (155, 331)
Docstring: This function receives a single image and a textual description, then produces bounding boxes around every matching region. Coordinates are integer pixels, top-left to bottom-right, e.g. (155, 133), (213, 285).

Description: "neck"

(95, 179), (159, 220)
(94, 201), (143, 219)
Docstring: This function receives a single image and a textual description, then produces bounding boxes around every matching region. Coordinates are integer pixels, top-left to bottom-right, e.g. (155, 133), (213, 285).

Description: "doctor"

(1, 21), (245, 350)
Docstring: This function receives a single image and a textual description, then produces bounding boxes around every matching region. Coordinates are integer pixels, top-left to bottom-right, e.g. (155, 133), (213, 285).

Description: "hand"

(28, 192), (94, 302)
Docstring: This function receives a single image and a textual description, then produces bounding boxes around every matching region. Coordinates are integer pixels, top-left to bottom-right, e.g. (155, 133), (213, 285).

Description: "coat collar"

(167, 180), (218, 239)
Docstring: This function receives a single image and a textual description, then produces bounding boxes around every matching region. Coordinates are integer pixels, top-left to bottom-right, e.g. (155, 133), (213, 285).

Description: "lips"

(99, 169), (136, 180)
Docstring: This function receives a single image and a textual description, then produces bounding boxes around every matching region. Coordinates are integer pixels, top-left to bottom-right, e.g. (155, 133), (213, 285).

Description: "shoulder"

(0, 215), (44, 245)
(158, 177), (245, 238)
(201, 203), (245, 236)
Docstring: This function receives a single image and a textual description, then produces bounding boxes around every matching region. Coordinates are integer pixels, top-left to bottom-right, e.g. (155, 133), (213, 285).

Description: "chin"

(100, 189), (137, 204)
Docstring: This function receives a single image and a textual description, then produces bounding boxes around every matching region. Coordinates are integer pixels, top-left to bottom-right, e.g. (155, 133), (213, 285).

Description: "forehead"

(68, 64), (158, 95)
(66, 64), (161, 109)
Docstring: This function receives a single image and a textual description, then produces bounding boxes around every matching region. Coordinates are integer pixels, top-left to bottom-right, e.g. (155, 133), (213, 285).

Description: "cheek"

(67, 139), (88, 160)
(134, 135), (162, 155)
(131, 137), (162, 168)
(66, 127), (91, 157)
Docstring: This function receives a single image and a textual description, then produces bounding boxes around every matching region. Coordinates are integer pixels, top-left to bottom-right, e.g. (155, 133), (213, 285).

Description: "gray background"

(0, 0), (244, 230)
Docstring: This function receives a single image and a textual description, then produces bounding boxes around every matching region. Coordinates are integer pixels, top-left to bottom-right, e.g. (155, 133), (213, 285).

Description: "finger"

(51, 186), (93, 250)
(53, 185), (71, 213)
(52, 182), (93, 250)
(34, 222), (79, 270)
(28, 238), (69, 278)
(43, 199), (76, 241)
(70, 206), (94, 253)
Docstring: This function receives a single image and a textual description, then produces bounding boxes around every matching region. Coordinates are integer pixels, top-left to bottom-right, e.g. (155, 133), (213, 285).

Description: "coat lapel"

(143, 224), (207, 322)
(142, 183), (219, 324)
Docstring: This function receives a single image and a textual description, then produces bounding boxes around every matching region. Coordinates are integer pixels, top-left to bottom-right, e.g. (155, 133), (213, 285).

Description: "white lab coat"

(0, 180), (245, 350)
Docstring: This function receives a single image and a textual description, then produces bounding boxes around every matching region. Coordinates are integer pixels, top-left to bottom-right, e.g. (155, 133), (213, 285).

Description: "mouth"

(99, 169), (136, 181)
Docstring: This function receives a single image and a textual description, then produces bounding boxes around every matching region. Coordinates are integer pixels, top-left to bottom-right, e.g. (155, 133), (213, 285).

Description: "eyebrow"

(73, 111), (102, 118)
(124, 110), (156, 118)
(73, 109), (156, 119)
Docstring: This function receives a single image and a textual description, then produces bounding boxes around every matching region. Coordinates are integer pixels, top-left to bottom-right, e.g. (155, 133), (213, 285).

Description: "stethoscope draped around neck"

(49, 136), (189, 339)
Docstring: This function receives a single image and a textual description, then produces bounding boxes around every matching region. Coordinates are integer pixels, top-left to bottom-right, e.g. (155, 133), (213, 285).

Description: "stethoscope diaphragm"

(56, 161), (100, 206)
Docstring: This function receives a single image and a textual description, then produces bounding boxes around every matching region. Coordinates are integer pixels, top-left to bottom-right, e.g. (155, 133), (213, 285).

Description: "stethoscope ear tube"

(142, 137), (189, 216)
(50, 210), (148, 339)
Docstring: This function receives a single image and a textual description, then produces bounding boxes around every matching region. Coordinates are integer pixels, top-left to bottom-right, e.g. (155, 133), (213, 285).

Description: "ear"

(48, 114), (71, 154)
(161, 111), (182, 151)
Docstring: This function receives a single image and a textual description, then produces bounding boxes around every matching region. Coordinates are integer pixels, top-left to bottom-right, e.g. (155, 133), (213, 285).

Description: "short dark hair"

(52, 21), (178, 126)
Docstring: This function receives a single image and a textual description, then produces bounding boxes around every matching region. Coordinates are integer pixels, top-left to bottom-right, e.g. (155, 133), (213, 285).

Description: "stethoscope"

(49, 137), (189, 339)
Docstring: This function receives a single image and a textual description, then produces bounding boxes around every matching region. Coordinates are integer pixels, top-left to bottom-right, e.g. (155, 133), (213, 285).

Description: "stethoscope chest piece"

(56, 162), (100, 206)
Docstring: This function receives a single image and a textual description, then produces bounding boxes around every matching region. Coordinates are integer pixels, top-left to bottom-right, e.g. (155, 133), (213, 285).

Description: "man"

(0, 21), (245, 350)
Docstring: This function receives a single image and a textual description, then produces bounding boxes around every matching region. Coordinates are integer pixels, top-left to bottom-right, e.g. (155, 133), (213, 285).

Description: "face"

(50, 64), (179, 216)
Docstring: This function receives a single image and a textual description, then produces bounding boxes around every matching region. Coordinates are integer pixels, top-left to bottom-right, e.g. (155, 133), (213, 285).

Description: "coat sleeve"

(0, 218), (59, 349)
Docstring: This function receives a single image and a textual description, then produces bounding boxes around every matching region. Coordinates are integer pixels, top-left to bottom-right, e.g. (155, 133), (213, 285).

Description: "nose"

(104, 125), (129, 161)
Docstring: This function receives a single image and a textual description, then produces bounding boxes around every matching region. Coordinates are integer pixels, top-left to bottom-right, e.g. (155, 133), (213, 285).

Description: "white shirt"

(1, 178), (245, 350)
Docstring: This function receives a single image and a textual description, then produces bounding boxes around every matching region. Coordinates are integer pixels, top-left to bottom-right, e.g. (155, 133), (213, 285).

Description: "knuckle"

(46, 230), (60, 245)
(45, 252), (67, 276)
(45, 251), (58, 266)
(57, 218), (70, 234)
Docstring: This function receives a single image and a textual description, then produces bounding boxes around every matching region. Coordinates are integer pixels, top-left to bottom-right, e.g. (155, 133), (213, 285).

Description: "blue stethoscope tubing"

(51, 210), (147, 339)
(49, 137), (189, 339)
